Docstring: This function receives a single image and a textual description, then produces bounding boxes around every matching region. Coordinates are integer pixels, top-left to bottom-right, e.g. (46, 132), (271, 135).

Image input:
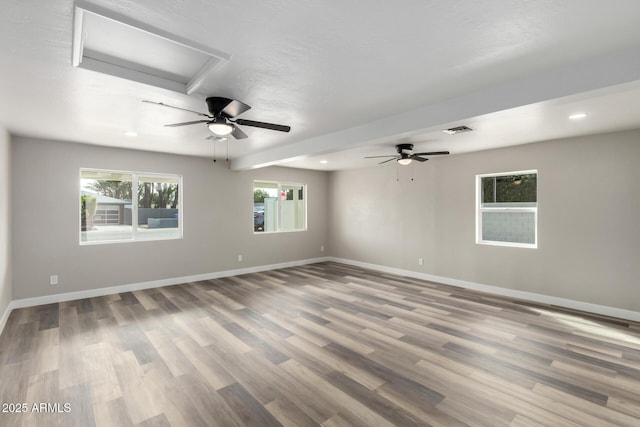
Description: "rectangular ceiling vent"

(72, 4), (230, 94)
(442, 125), (473, 135)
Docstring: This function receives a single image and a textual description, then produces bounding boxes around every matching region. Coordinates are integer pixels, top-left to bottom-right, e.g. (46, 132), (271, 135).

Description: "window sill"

(253, 229), (307, 235)
(476, 240), (537, 249)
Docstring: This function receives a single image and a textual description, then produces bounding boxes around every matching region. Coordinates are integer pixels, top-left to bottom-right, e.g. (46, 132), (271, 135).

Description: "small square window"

(253, 181), (306, 233)
(476, 171), (537, 248)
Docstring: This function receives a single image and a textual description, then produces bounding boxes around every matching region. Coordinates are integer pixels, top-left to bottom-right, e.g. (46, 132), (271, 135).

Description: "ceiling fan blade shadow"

(165, 120), (210, 127)
(231, 125), (248, 140)
(143, 100), (210, 118)
(233, 119), (291, 132)
(413, 151), (450, 156)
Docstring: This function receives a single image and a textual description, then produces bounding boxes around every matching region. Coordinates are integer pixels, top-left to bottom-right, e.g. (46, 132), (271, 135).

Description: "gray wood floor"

(1, 262), (639, 426)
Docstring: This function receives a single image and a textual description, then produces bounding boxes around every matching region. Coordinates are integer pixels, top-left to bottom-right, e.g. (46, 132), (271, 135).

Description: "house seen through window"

(80, 169), (182, 244)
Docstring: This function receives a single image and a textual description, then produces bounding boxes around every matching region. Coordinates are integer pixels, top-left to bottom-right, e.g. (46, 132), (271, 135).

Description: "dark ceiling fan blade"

(143, 100), (211, 118)
(364, 155), (398, 159)
(413, 151), (450, 156)
(411, 156), (428, 162)
(379, 158), (397, 164)
(230, 125), (248, 140)
(222, 100), (251, 118)
(233, 119), (291, 132)
(205, 97), (251, 118)
(165, 120), (210, 127)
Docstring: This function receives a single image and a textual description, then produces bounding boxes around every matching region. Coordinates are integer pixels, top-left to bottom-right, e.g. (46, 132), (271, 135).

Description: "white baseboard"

(2, 257), (331, 333)
(327, 257), (640, 323)
(0, 301), (12, 337)
(2, 255), (638, 338)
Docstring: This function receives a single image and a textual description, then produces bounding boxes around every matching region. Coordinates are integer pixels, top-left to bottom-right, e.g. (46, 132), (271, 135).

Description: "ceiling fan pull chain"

(213, 138), (217, 162)
(226, 140), (229, 162)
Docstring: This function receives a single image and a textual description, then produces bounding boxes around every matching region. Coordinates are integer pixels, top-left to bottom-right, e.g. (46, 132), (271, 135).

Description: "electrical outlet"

(237, 254), (243, 262)
(418, 258), (424, 266)
(50, 275), (58, 286)
(320, 245), (324, 252)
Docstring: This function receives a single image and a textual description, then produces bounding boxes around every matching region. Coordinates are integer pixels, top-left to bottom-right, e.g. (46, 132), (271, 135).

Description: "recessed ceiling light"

(124, 131), (138, 137)
(320, 160), (328, 164)
(568, 112), (588, 120)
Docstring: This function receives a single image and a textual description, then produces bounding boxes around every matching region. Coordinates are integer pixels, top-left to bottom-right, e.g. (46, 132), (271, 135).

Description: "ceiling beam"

(231, 45), (640, 170)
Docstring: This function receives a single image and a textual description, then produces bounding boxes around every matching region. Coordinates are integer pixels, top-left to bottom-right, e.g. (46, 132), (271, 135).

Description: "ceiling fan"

(365, 143), (449, 165)
(143, 97), (291, 140)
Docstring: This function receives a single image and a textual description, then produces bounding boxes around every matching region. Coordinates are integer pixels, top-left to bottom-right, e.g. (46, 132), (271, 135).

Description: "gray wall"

(11, 137), (329, 299)
(0, 126), (11, 317)
(329, 129), (640, 312)
(9, 129), (640, 313)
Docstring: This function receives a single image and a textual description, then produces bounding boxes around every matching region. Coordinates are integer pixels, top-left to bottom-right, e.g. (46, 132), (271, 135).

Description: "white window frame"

(253, 180), (307, 234)
(476, 170), (537, 249)
(80, 168), (183, 245)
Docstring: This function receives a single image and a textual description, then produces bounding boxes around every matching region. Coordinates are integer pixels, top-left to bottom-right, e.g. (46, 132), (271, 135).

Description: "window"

(476, 170), (537, 248)
(136, 175), (181, 241)
(80, 169), (182, 244)
(253, 181), (306, 233)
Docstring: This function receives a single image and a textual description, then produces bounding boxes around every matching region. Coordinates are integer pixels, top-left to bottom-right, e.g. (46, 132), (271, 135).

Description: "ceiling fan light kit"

(207, 117), (234, 136)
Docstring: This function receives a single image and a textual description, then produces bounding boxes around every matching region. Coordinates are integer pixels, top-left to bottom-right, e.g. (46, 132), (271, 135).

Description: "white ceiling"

(1, 0), (640, 170)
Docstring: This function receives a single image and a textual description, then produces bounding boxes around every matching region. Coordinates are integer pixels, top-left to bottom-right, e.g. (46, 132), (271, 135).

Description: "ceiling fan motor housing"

(206, 97), (235, 117)
(396, 143), (414, 153)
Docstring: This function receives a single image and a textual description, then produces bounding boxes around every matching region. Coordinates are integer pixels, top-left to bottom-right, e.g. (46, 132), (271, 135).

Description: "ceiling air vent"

(442, 125), (473, 135)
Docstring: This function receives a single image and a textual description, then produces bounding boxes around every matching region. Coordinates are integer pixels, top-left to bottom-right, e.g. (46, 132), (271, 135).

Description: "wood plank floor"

(1, 261), (639, 426)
